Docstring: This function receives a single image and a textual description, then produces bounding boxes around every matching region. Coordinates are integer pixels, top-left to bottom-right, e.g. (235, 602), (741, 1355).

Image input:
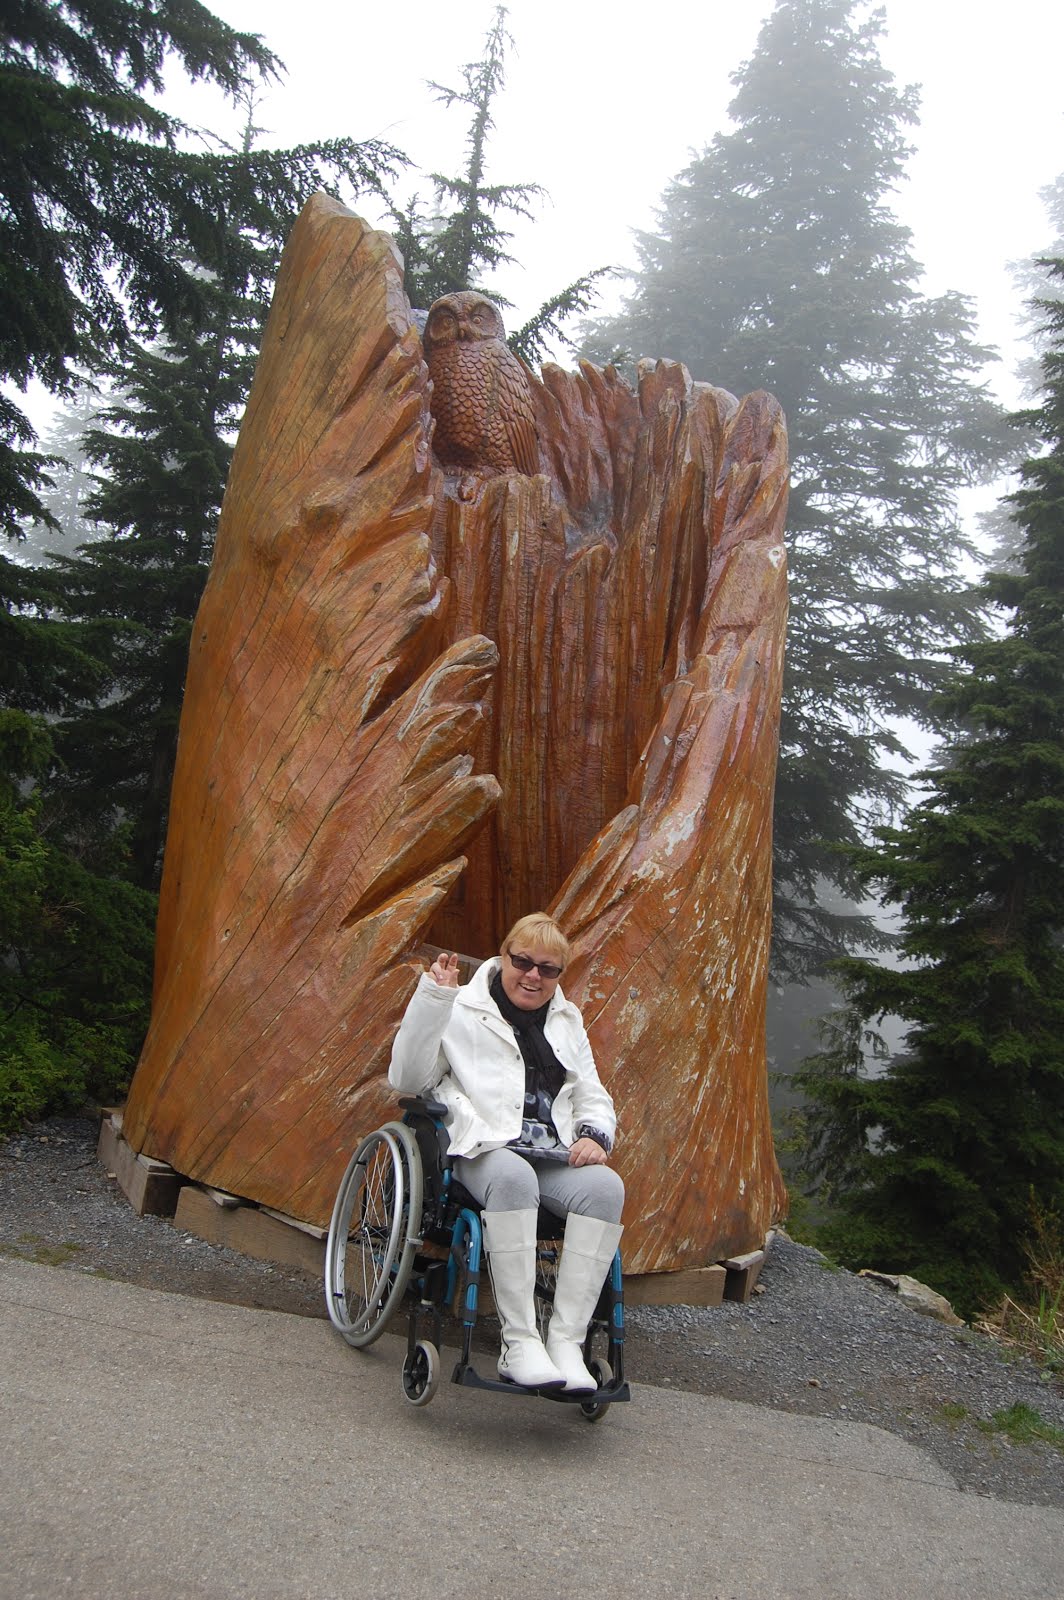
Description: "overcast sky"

(174, 0), (1064, 404)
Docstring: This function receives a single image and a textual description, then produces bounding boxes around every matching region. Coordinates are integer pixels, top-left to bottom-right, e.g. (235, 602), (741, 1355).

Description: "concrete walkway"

(1, 1255), (1061, 1600)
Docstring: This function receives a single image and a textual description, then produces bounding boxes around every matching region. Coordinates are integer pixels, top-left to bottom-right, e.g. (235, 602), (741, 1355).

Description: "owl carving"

(422, 292), (539, 483)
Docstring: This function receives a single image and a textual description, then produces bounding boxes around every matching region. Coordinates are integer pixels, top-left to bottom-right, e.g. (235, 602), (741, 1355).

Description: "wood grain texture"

(123, 195), (789, 1269)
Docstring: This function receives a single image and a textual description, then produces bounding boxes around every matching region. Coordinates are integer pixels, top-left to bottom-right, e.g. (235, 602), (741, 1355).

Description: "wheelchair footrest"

(451, 1362), (558, 1397)
(452, 1362), (630, 1404)
(538, 1379), (631, 1405)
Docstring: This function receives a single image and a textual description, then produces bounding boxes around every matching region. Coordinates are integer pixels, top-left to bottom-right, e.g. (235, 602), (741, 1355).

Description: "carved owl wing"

(496, 346), (540, 476)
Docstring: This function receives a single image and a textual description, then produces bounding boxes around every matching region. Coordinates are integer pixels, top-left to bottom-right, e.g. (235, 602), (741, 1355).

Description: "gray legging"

(454, 1146), (624, 1224)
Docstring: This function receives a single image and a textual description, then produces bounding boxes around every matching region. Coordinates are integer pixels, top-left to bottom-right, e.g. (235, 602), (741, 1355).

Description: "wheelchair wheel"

(324, 1124), (422, 1347)
(380, 1118), (424, 1287)
(401, 1339), (441, 1406)
(579, 1358), (613, 1424)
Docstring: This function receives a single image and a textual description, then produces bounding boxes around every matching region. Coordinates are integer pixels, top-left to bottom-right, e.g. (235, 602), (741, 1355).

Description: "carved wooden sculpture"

(122, 193), (789, 1274)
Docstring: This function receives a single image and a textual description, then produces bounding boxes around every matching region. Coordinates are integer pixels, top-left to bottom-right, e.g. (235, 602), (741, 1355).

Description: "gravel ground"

(3, 1113), (1063, 1510)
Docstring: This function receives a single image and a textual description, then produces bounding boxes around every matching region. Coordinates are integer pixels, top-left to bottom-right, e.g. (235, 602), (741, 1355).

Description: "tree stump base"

(99, 1113), (768, 1308)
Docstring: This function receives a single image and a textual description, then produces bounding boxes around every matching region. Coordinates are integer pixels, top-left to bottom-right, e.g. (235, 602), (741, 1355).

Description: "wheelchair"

(324, 1096), (630, 1420)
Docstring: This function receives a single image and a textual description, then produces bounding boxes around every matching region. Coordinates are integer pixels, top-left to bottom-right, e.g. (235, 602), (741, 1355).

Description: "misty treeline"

(2, 2), (1062, 1324)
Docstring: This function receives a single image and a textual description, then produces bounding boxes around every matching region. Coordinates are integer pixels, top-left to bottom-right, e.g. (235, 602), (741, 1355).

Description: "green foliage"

(0, 1238), (86, 1268)
(43, 274), (244, 885)
(1, 0), (267, 535)
(393, 6), (541, 307)
(979, 1405), (1064, 1450)
(0, 2), (401, 533)
(0, 545), (114, 715)
(391, 5), (606, 358)
(508, 269), (615, 366)
(933, 1402), (1064, 1447)
(582, 0), (1014, 978)
(983, 1201), (1064, 1374)
(0, 711), (155, 1134)
(21, 85), (401, 888)
(795, 260), (1064, 1319)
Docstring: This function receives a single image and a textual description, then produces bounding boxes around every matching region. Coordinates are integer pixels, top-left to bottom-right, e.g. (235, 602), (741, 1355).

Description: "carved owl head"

(423, 292), (506, 350)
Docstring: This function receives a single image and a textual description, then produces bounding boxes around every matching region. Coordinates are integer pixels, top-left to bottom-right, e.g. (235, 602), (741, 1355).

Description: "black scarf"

(490, 969), (567, 1103)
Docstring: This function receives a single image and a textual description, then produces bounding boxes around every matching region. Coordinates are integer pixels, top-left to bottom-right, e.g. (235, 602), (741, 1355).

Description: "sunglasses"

(507, 951), (564, 981)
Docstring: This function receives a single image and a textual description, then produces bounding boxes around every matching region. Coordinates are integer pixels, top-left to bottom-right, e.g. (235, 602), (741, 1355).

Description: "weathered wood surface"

(548, 366), (790, 1269)
(123, 193), (789, 1271)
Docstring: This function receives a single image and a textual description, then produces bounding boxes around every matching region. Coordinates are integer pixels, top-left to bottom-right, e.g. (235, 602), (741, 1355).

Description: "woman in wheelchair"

(389, 913), (623, 1395)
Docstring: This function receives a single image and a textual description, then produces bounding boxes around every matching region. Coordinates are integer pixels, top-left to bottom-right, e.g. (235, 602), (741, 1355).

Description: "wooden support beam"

(97, 1114), (182, 1218)
(624, 1265), (726, 1308)
(172, 1186), (324, 1278)
(722, 1249), (765, 1303)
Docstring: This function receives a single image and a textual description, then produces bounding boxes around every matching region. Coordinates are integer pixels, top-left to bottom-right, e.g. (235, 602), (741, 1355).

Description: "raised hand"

(429, 951), (461, 988)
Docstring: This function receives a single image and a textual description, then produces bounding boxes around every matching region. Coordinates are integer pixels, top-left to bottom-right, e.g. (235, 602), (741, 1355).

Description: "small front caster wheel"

(579, 1358), (613, 1424)
(402, 1339), (441, 1407)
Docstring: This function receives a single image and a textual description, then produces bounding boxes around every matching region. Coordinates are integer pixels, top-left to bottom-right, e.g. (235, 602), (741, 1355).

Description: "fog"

(171, 0), (1064, 402)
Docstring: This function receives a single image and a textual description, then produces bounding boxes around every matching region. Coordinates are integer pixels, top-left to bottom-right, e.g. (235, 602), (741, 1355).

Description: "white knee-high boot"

(482, 1210), (564, 1388)
(546, 1213), (624, 1393)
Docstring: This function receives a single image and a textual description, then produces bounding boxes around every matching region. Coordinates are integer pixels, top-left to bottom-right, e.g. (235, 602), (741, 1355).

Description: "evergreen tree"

(981, 170), (1064, 574)
(15, 393), (105, 567)
(392, 6), (540, 306)
(1, 0), (272, 536)
(0, 708), (156, 1134)
(795, 262), (1064, 1317)
(391, 6), (607, 361)
(0, 1), (398, 711)
(43, 298), (236, 886)
(583, 0), (1013, 978)
(41, 93), (396, 887)
(0, 5), (398, 1126)
(1010, 174), (1064, 398)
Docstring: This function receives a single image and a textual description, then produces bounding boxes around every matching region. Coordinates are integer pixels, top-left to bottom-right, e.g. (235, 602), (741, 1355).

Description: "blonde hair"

(501, 913), (570, 970)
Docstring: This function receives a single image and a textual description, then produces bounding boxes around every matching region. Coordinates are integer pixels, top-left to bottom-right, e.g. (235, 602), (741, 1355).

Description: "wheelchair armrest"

(398, 1094), (448, 1120)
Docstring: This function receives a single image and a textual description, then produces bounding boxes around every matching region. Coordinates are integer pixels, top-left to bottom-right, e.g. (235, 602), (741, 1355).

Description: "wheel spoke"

(324, 1123), (423, 1348)
(348, 1138), (404, 1329)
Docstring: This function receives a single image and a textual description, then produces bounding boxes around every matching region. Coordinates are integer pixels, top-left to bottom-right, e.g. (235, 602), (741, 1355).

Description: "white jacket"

(388, 958), (617, 1159)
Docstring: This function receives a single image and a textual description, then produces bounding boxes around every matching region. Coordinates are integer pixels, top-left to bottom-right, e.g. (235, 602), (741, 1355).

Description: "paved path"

(2, 1255), (1062, 1599)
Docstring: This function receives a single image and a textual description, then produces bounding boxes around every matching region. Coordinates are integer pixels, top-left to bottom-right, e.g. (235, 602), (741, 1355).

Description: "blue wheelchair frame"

(398, 1097), (630, 1416)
